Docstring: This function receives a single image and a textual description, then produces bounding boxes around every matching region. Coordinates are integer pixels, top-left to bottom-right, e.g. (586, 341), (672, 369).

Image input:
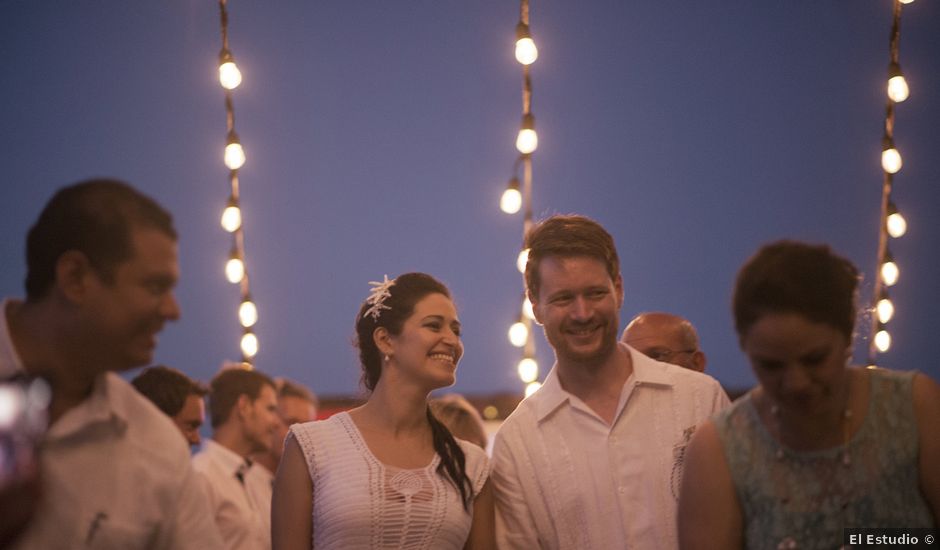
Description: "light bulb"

(874, 330), (891, 353)
(225, 257), (245, 284)
(501, 187), (522, 214)
(899, 0), (914, 4)
(221, 204), (242, 233)
(225, 142), (246, 170)
(514, 22), (538, 65)
(517, 248), (530, 274)
(523, 297), (536, 321)
(515, 38), (538, 65)
(881, 260), (899, 286)
(886, 211), (907, 238)
(881, 146), (902, 174)
(508, 321), (528, 347)
(219, 61), (242, 90)
(240, 332), (259, 358)
(239, 300), (258, 328)
(887, 75), (909, 103)
(516, 129), (538, 155)
(482, 405), (498, 420)
(876, 298), (894, 324)
(517, 357), (539, 383)
(524, 381), (542, 398)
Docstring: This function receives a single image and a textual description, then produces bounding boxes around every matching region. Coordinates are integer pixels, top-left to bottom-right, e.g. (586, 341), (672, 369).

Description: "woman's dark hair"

(733, 240), (860, 342)
(354, 272), (474, 510)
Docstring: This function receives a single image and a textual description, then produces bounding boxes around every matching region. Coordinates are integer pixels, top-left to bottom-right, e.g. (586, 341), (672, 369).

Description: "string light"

(508, 320), (528, 347)
(240, 330), (259, 359)
(524, 381), (542, 398)
(500, 0), (541, 397)
(876, 295), (895, 324)
(887, 62), (909, 103)
(218, 0), (260, 366)
(880, 137), (902, 174)
(869, 0), (915, 366)
(225, 251), (245, 284)
(218, 49), (242, 90)
(885, 202), (907, 238)
(220, 196), (242, 232)
(238, 298), (258, 328)
(516, 114), (538, 154)
(514, 22), (538, 65)
(516, 248), (529, 274)
(500, 177), (522, 214)
(874, 327), (892, 353)
(517, 357), (539, 383)
(880, 257), (899, 287)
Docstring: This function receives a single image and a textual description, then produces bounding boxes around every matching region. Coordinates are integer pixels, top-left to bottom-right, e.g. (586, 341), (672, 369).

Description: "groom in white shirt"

(492, 215), (730, 549)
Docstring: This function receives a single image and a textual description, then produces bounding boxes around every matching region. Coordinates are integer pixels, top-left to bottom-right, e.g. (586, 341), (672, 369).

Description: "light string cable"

(499, 0), (541, 398)
(217, 0), (259, 366)
(868, 0), (915, 365)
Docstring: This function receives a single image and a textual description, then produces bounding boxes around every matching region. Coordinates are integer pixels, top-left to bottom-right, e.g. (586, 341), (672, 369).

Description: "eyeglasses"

(643, 347), (697, 363)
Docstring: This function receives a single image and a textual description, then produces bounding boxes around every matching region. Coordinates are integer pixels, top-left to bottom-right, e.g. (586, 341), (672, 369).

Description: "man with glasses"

(621, 312), (707, 372)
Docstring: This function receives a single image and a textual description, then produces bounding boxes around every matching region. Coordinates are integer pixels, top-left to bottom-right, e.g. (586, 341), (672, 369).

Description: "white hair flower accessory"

(362, 275), (395, 321)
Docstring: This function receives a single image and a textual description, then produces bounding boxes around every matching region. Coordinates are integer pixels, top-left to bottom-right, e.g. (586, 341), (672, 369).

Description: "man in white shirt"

(250, 378), (318, 519)
(132, 365), (209, 447)
(0, 179), (223, 549)
(622, 312), (708, 372)
(193, 367), (280, 550)
(492, 214), (730, 550)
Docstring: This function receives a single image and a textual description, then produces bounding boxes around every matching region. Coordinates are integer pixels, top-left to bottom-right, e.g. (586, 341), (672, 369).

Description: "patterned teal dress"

(714, 368), (934, 550)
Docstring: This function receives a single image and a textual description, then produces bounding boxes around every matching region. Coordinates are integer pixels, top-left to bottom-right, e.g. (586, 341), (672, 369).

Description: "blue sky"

(2, 1), (938, 396)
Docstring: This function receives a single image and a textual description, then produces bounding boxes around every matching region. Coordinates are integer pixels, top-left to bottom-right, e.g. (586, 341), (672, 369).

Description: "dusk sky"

(2, 1), (939, 399)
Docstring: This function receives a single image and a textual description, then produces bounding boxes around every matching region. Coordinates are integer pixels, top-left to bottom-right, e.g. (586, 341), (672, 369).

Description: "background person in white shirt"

(0, 178), (223, 549)
(132, 365), (209, 448)
(252, 377), (319, 476)
(621, 312), (708, 372)
(193, 367), (280, 550)
(492, 214), (729, 550)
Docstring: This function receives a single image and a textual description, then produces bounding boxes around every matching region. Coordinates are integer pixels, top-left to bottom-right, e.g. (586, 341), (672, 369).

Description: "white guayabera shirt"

(492, 343), (730, 550)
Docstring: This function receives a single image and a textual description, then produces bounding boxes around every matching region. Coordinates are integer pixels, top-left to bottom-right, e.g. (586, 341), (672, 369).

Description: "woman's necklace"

(768, 370), (856, 550)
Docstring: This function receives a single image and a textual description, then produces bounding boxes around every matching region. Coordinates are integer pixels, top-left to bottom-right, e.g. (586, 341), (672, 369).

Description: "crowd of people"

(0, 178), (937, 549)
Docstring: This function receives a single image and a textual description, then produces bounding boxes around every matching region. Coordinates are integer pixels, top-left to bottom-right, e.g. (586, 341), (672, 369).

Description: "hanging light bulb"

(218, 49), (242, 90)
(887, 63), (909, 103)
(516, 113), (538, 154)
(514, 22), (538, 65)
(239, 298), (258, 328)
(508, 321), (528, 347)
(881, 137), (902, 174)
(240, 331), (259, 359)
(517, 248), (530, 274)
(886, 202), (907, 238)
(225, 131), (246, 170)
(225, 251), (245, 284)
(500, 177), (522, 214)
(517, 357), (539, 383)
(880, 256), (899, 287)
(874, 328), (891, 353)
(522, 297), (536, 321)
(876, 296), (894, 324)
(898, 0), (914, 4)
(524, 381), (542, 398)
(220, 197), (242, 233)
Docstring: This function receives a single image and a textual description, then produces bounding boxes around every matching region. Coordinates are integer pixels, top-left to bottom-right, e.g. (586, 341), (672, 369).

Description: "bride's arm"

(464, 478), (495, 550)
(272, 436), (314, 550)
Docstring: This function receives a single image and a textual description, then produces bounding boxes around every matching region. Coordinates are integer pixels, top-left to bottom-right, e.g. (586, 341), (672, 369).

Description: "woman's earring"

(384, 354), (390, 362)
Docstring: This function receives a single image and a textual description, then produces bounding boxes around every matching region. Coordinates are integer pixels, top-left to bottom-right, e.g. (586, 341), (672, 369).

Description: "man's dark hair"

(131, 365), (207, 417)
(524, 214), (621, 302)
(208, 368), (276, 429)
(25, 178), (176, 301)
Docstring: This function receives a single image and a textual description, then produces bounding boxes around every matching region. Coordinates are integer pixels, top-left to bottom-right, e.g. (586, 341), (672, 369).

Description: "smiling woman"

(271, 273), (495, 550)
